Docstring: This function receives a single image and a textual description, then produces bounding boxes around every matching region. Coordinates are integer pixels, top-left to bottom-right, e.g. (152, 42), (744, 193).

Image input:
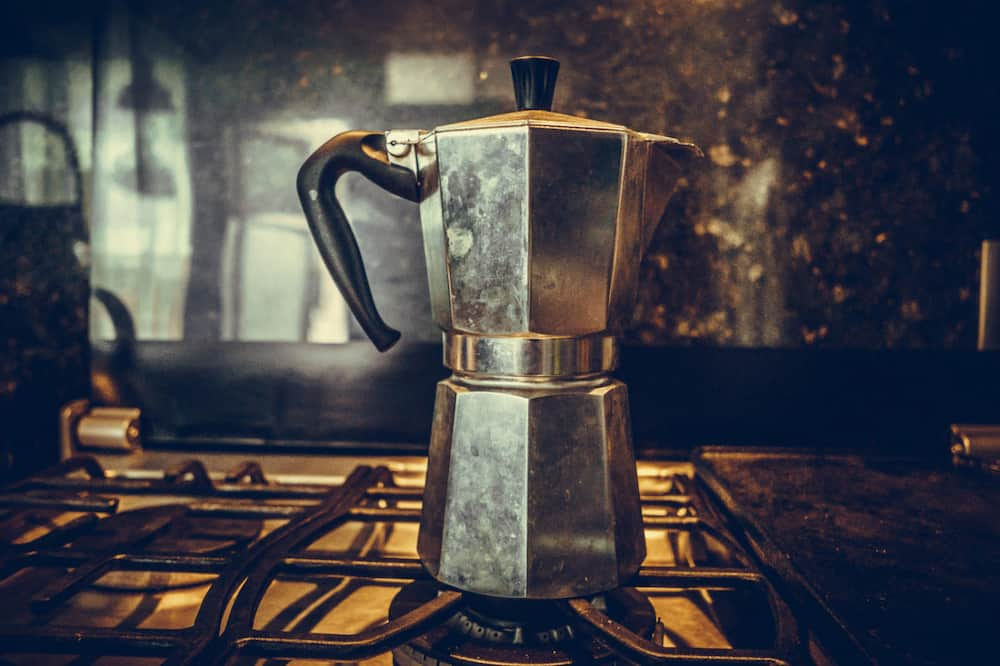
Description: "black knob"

(510, 56), (560, 111)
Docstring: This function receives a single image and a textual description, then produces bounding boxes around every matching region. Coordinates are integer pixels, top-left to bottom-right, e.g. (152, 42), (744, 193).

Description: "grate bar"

(633, 566), (766, 587)
(234, 589), (463, 660)
(0, 625), (186, 657)
(348, 505), (421, 521)
(21, 475), (336, 499)
(643, 515), (701, 527)
(564, 597), (794, 665)
(0, 492), (119, 513)
(640, 494), (693, 505)
(278, 555), (428, 579)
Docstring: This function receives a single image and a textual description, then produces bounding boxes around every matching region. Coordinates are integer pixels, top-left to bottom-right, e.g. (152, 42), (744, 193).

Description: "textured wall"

(456, 1), (995, 348)
(611, 1), (997, 348)
(1, 7), (92, 480)
(154, 0), (995, 348)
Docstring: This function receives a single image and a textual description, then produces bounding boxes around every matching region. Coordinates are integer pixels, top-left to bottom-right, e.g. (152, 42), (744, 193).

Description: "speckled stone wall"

(0, 185), (89, 481)
(614, 1), (998, 348)
(448, 0), (997, 348)
(155, 0), (996, 348)
(1, 6), (92, 480)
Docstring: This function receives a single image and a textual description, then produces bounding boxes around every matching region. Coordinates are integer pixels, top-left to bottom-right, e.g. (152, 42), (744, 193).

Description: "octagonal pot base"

(417, 375), (645, 599)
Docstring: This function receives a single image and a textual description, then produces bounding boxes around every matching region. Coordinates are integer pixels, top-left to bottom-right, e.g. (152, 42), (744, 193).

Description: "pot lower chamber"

(417, 332), (645, 599)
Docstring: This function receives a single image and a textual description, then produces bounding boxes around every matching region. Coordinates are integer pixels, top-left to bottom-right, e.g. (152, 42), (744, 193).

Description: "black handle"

(510, 56), (560, 111)
(296, 131), (419, 351)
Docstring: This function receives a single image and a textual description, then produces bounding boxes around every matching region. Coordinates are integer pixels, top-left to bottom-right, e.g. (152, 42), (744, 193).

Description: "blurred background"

(2, 0), (999, 477)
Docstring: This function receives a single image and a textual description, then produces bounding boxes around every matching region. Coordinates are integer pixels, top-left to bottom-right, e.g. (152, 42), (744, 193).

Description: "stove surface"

(695, 447), (1000, 666)
(0, 455), (808, 665)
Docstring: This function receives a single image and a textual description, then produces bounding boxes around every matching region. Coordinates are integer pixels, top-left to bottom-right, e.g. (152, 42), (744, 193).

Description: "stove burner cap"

(388, 582), (655, 665)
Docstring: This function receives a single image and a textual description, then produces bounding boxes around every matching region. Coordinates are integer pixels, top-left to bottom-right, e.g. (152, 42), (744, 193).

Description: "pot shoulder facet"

(417, 123), (664, 336)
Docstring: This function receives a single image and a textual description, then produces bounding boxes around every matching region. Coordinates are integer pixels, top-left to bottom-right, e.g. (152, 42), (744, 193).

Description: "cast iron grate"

(0, 456), (802, 665)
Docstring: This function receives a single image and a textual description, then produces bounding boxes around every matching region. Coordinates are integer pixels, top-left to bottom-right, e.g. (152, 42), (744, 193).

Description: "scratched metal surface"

(695, 447), (1000, 664)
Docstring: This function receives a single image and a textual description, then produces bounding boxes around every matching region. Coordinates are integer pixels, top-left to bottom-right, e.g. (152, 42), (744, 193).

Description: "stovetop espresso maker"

(298, 56), (699, 599)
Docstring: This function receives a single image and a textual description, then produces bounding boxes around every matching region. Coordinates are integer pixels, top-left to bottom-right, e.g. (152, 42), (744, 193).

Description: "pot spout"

(640, 136), (702, 254)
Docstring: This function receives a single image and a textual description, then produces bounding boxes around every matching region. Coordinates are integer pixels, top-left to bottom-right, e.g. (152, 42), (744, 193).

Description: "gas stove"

(0, 453), (808, 665)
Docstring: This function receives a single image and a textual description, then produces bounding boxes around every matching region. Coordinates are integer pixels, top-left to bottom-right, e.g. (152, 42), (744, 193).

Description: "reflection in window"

(220, 120), (353, 343)
(88, 6), (361, 343)
(90, 9), (192, 342)
(385, 52), (476, 105)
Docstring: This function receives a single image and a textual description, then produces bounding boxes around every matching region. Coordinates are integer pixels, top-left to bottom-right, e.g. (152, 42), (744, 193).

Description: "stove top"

(696, 447), (1000, 666)
(0, 455), (808, 665)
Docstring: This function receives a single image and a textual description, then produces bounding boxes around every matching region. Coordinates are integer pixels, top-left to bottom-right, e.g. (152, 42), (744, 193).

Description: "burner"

(388, 582), (656, 665)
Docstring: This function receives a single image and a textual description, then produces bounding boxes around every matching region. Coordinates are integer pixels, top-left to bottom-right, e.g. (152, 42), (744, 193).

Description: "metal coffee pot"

(298, 56), (699, 599)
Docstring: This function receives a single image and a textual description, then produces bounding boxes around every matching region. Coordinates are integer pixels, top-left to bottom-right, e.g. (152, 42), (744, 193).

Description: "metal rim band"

(443, 332), (618, 378)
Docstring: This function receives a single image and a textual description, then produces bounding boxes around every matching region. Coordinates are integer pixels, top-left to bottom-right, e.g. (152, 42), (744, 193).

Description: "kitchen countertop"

(694, 446), (999, 665)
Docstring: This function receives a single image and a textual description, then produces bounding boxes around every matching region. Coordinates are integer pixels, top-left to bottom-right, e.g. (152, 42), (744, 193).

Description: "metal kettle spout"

(640, 136), (703, 254)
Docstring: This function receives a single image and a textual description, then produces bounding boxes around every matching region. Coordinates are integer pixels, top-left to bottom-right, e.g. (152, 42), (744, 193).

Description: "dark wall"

(1, 3), (93, 481)
(102, 341), (1000, 456)
(622, 0), (999, 347)
(130, 0), (998, 348)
